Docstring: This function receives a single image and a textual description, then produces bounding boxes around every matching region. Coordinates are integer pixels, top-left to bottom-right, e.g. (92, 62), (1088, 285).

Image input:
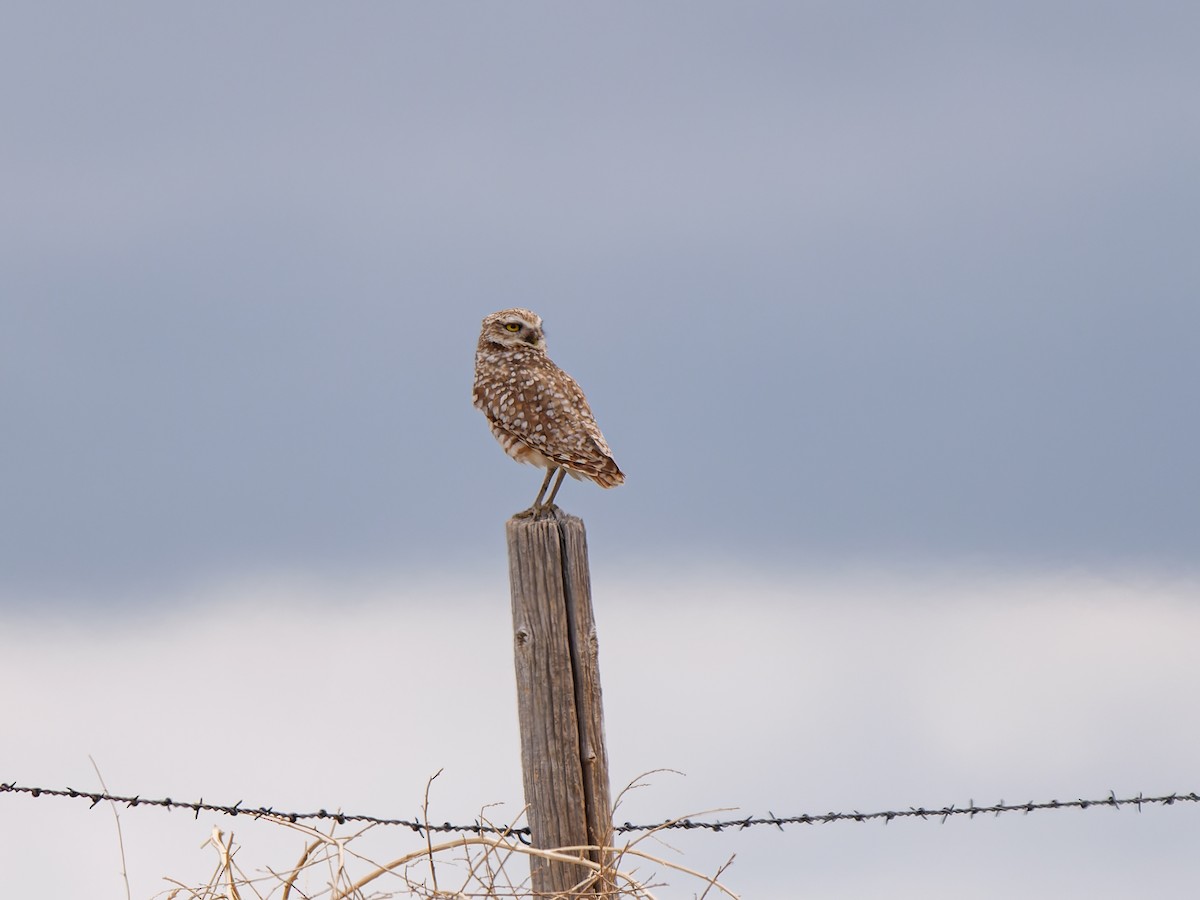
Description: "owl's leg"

(543, 468), (568, 510)
(513, 466), (559, 518)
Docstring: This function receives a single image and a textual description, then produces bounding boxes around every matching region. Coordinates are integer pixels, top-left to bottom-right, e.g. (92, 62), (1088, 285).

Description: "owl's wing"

(489, 358), (623, 486)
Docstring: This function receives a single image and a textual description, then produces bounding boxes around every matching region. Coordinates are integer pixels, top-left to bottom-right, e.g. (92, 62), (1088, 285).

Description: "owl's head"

(479, 308), (546, 352)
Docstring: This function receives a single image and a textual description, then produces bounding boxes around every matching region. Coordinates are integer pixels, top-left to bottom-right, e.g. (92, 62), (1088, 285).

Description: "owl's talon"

(512, 503), (561, 521)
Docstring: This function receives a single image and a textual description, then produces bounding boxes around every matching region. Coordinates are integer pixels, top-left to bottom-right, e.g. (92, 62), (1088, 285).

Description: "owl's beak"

(524, 332), (541, 345)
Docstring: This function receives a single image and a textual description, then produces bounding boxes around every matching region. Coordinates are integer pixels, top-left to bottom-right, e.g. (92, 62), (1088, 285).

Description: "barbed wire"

(3, 782), (1196, 841)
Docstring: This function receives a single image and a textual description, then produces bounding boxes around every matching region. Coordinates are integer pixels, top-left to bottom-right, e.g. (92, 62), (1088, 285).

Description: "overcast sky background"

(2, 3), (1198, 898)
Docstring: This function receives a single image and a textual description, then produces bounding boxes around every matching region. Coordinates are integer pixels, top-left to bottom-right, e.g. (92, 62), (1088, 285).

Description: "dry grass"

(157, 776), (738, 900)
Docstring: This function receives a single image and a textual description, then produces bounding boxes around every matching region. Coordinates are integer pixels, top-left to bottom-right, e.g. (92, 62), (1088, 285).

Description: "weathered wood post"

(506, 512), (613, 896)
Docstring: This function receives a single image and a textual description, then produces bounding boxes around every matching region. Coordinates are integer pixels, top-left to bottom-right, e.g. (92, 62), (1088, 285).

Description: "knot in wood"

(514, 625), (531, 646)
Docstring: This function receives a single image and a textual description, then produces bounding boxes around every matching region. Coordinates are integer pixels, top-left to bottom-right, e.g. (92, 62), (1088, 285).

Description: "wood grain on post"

(507, 513), (613, 897)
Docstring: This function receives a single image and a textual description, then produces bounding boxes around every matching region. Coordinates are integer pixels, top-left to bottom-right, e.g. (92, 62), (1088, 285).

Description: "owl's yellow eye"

(504, 323), (521, 332)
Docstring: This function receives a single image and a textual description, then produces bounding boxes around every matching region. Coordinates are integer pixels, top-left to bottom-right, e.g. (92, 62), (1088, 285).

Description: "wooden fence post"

(506, 513), (613, 896)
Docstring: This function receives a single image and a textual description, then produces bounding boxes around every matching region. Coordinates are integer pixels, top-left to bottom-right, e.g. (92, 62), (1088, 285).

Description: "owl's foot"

(512, 503), (561, 521)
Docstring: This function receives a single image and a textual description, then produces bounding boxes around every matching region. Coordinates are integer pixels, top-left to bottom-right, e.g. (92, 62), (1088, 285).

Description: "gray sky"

(2, 2), (1197, 598)
(2, 3), (1199, 897)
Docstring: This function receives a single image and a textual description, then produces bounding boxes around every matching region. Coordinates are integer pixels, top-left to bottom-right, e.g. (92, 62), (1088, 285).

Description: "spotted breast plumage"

(473, 308), (624, 517)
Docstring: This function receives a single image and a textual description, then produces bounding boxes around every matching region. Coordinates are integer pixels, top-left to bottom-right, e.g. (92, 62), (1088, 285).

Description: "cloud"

(4, 566), (1197, 897)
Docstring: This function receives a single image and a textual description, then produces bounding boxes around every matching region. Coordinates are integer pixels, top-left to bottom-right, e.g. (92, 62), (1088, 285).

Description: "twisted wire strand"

(3, 782), (1196, 838)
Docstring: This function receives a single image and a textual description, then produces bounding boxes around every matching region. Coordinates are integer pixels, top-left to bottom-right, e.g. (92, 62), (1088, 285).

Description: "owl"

(474, 308), (624, 517)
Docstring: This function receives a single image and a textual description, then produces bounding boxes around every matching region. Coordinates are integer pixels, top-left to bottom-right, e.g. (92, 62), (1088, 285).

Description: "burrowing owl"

(474, 308), (624, 517)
